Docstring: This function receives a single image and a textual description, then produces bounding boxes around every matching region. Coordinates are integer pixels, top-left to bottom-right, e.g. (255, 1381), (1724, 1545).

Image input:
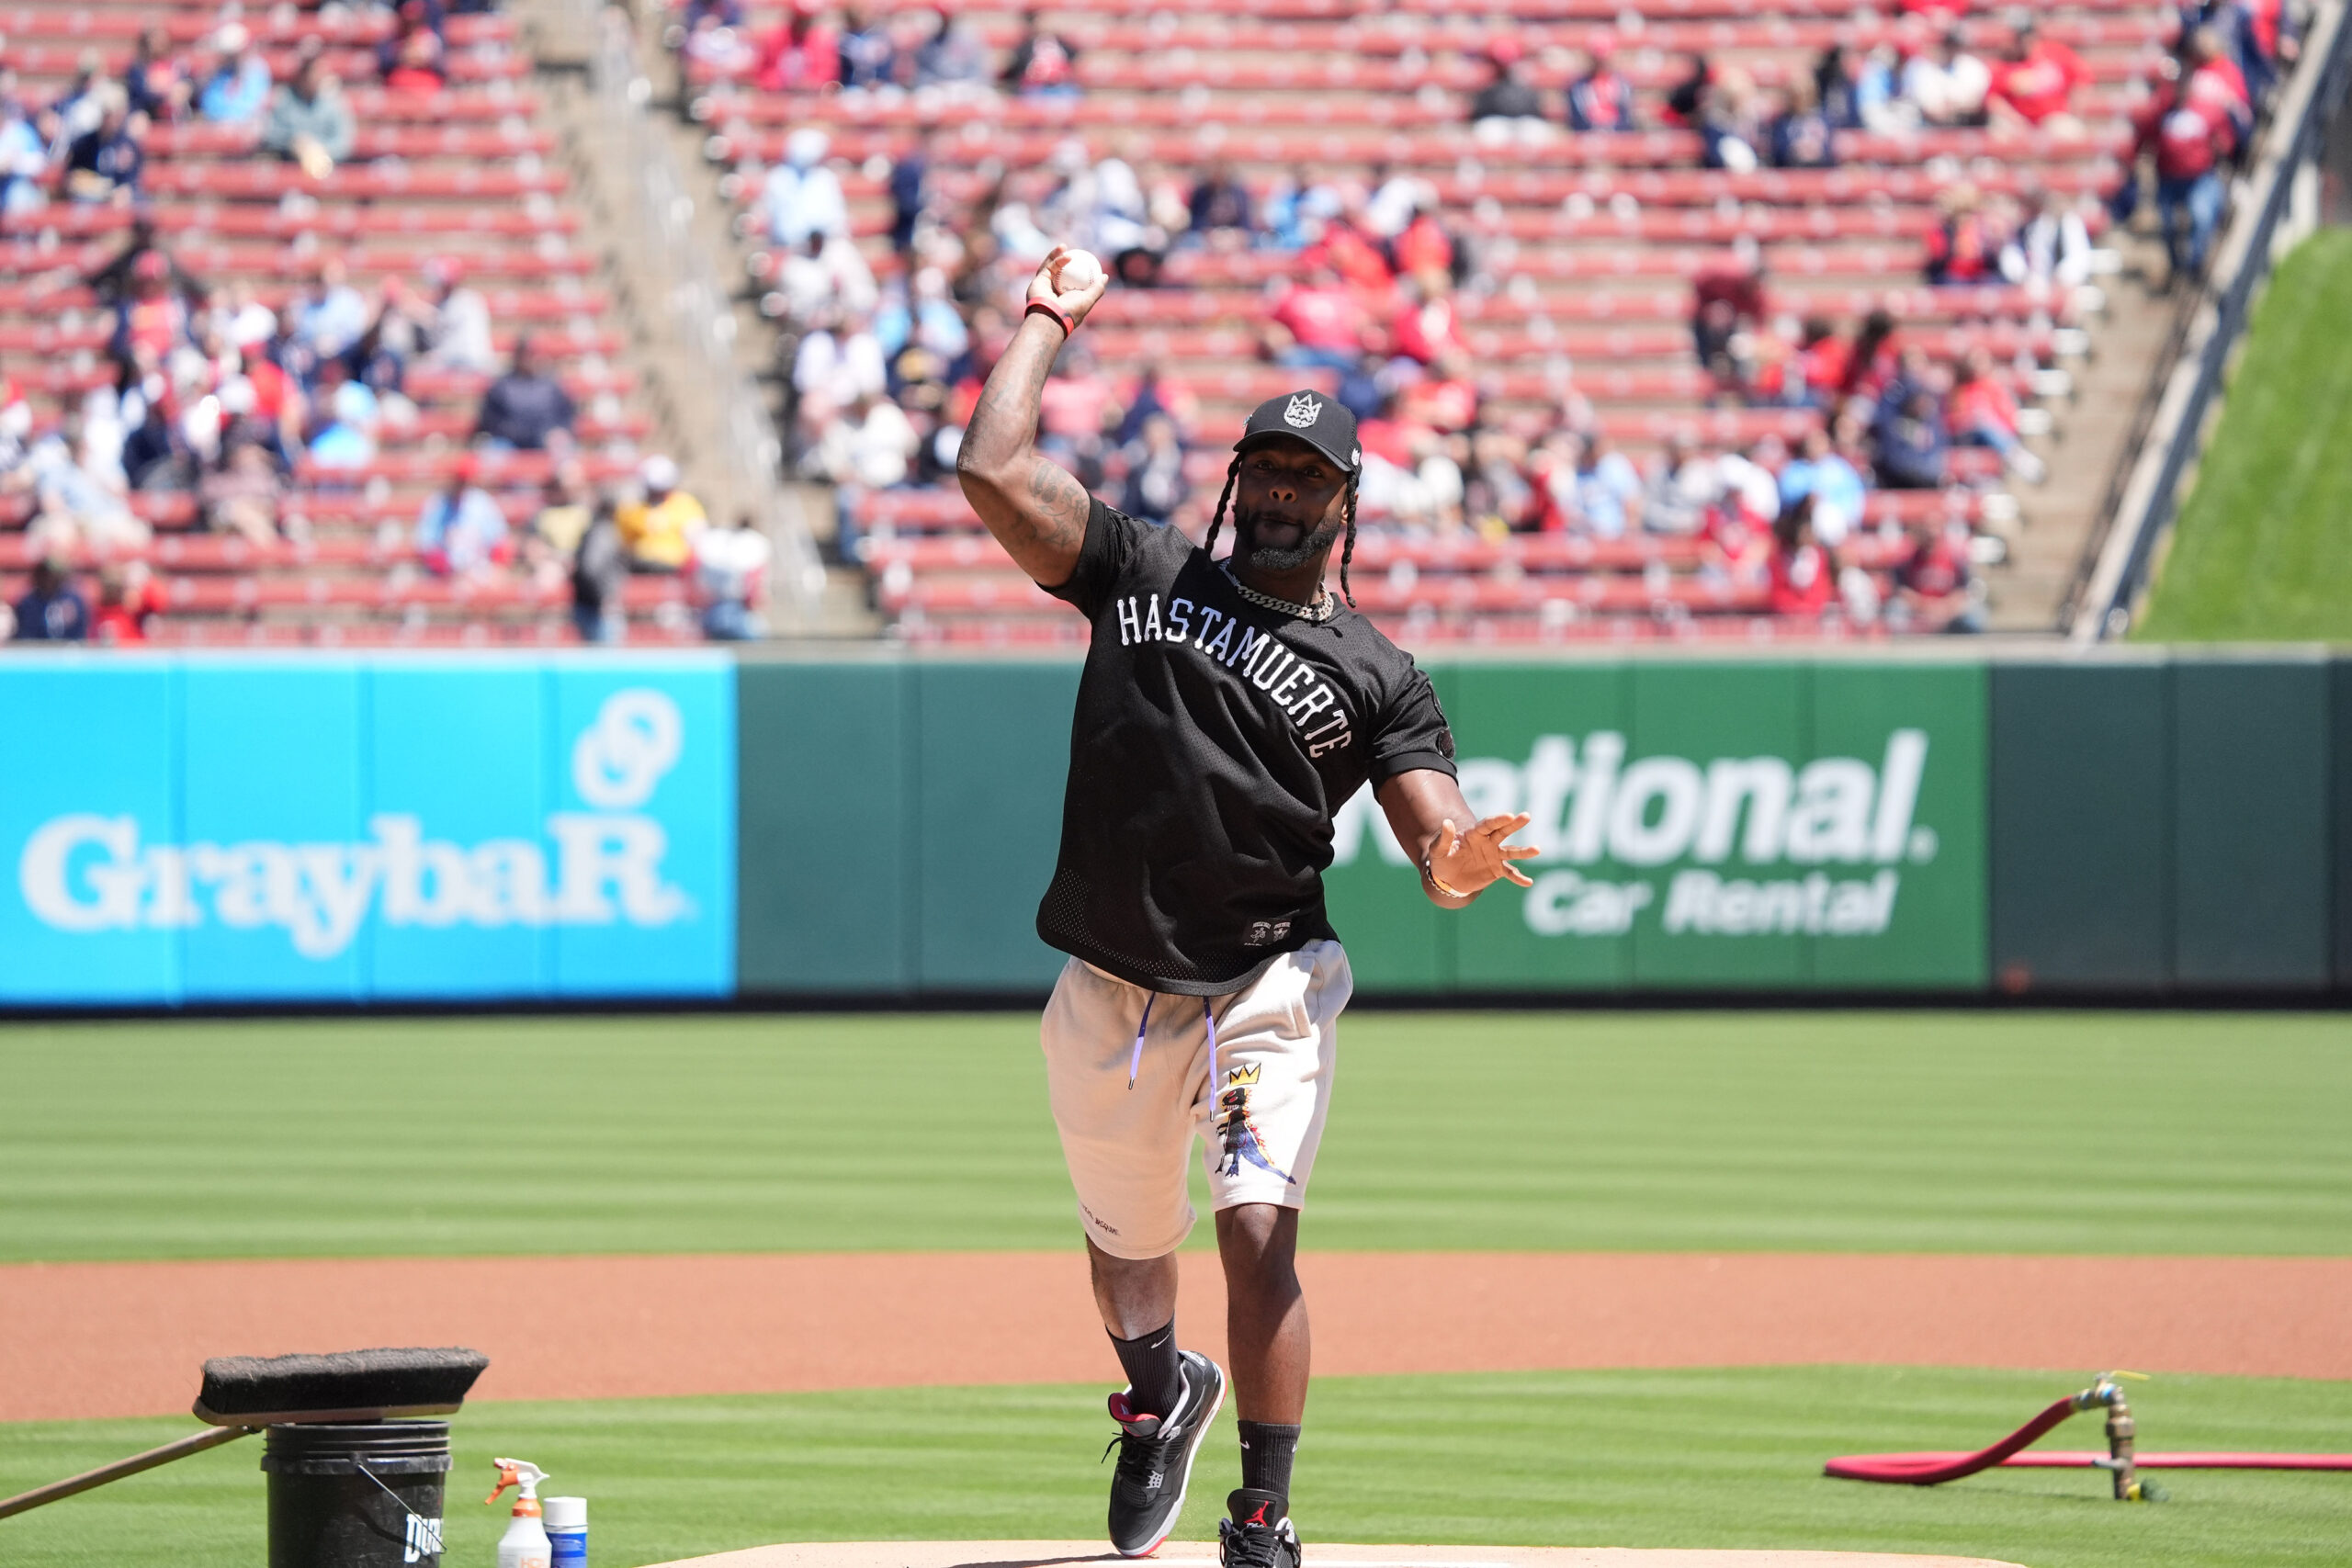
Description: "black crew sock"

(1108, 1321), (1183, 1419)
(1236, 1421), (1300, 1508)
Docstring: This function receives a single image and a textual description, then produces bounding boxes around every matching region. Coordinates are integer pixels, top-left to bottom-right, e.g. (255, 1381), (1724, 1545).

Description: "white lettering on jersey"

(1109, 592), (1355, 756)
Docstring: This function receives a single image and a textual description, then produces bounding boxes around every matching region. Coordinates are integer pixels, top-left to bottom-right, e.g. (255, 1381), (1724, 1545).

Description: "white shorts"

(1040, 941), (1352, 1260)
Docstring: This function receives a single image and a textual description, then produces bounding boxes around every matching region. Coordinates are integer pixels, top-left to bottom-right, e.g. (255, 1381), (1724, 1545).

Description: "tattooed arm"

(956, 245), (1111, 587)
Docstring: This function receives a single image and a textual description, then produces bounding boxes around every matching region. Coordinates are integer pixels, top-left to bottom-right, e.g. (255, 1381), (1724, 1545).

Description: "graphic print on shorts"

(1215, 1063), (1296, 1184)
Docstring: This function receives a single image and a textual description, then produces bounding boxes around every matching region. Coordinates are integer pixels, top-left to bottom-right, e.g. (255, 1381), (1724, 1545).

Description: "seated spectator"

(199, 439), (285, 546)
(525, 461), (593, 588)
(1904, 28), (1990, 127)
(1697, 70), (1764, 172)
(887, 128), (937, 254)
(1871, 382), (1951, 491)
(1188, 163), (1257, 249)
(1263, 266), (1370, 373)
(1948, 347), (2045, 482)
(0, 85), (50, 219)
(753, 3), (840, 92)
(1566, 39), (1638, 131)
(24, 420), (150, 555)
(87, 216), (201, 310)
(1769, 79), (1838, 169)
(1793, 316), (1849, 406)
(876, 265), (968, 375)
(353, 276), (435, 395)
(1566, 434), (1643, 539)
(1298, 196), (1396, 297)
(759, 130), (849, 250)
(793, 306), (888, 424)
(263, 56), (357, 179)
(383, 27), (448, 94)
(815, 389), (919, 491)
(1890, 516), (1985, 632)
(836, 6), (896, 89)
(1776, 427), (1868, 546)
(1392, 193), (1458, 281)
(913, 7), (987, 90)
(2223, 0), (2297, 102)
(1814, 44), (1866, 129)
(1692, 239), (1769, 397)
(1641, 438), (1722, 537)
(1470, 42), (1549, 142)
(197, 25), (272, 127)
(1115, 412), (1188, 525)
(1767, 496), (1836, 620)
(474, 336), (576, 451)
(419, 258), (498, 375)
(415, 457), (511, 578)
(11, 558), (90, 641)
(1838, 308), (1901, 404)
(1661, 52), (1713, 127)
(694, 513), (772, 640)
(307, 379), (380, 470)
(771, 230), (879, 328)
(570, 499), (628, 644)
(2001, 188), (2096, 293)
(1042, 141), (1156, 275)
(292, 258), (371, 366)
(1924, 183), (2000, 286)
(1396, 351), (1477, 434)
(616, 455), (708, 573)
(65, 94), (145, 205)
(1391, 273), (1467, 367)
(89, 561), (157, 644)
(1002, 10), (1081, 99)
(123, 28), (190, 122)
(1987, 17), (2086, 132)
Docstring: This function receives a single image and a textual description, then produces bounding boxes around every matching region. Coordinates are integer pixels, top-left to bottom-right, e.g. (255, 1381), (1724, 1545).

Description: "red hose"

(1826, 1389), (2352, 1485)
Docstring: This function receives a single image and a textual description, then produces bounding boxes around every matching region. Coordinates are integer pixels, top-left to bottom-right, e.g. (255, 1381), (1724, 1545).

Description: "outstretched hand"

(1430, 812), (1540, 895)
(1030, 244), (1112, 329)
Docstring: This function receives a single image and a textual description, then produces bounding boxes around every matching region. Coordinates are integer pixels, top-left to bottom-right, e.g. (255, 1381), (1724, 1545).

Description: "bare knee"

(1216, 1204), (1301, 1305)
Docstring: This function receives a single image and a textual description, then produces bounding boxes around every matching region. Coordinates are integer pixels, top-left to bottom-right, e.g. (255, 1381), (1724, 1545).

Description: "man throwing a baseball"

(958, 247), (1536, 1568)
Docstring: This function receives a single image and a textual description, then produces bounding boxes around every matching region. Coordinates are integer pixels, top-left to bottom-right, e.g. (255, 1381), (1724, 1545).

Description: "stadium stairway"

(681, 0), (2196, 645)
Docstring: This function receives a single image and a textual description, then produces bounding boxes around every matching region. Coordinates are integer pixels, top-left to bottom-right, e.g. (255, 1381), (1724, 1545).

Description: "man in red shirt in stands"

(1986, 18), (2086, 133)
(1262, 266), (1370, 374)
(2137, 56), (2233, 283)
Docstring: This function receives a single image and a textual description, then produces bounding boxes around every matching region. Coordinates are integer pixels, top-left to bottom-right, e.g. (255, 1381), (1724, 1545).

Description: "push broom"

(0, 1346), (489, 1520)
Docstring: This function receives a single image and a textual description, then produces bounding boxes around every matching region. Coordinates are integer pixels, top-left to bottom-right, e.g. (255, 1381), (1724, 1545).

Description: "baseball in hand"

(1055, 249), (1105, 292)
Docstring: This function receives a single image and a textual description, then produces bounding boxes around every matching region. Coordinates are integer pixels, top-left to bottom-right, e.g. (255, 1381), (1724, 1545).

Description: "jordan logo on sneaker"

(1245, 1502), (1271, 1526)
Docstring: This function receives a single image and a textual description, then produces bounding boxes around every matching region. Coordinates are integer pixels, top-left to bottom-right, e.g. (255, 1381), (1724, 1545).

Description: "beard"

(1233, 505), (1344, 574)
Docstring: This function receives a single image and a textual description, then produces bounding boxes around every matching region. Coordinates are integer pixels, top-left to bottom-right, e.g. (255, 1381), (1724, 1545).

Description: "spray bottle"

(485, 1459), (552, 1568)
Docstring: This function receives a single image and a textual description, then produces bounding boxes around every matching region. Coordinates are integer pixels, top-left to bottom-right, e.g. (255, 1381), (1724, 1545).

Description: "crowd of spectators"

(2, 10), (767, 643)
(694, 1), (2285, 638)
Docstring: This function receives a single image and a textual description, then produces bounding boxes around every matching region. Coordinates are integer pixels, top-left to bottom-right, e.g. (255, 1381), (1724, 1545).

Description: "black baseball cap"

(1235, 389), (1362, 477)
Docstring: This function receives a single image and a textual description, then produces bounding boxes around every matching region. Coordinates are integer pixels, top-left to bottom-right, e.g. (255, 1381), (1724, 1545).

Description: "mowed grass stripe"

(1, 1369), (2346, 1568)
(2, 1011), (2347, 1261)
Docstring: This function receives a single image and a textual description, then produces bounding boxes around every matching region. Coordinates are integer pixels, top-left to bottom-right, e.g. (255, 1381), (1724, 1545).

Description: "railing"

(2068, 0), (2352, 641)
(582, 1), (826, 627)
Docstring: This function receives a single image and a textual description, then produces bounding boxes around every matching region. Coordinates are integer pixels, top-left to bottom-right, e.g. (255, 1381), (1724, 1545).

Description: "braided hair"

(1203, 456), (1362, 612)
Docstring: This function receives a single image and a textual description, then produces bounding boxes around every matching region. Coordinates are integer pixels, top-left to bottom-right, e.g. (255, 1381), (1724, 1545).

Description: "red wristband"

(1024, 298), (1075, 338)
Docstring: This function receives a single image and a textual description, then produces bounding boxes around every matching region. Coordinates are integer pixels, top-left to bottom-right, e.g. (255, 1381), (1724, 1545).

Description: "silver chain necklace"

(1220, 561), (1337, 624)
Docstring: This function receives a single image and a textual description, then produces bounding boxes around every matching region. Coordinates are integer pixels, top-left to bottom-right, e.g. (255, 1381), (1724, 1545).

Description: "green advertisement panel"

(1324, 660), (1989, 992)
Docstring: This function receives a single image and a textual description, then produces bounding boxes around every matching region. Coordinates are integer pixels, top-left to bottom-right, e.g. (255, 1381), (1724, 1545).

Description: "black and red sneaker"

(1103, 1350), (1227, 1557)
(1217, 1488), (1302, 1568)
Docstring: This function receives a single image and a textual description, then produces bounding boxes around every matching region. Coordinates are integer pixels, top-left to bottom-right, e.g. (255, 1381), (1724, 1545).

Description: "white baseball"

(1055, 249), (1105, 292)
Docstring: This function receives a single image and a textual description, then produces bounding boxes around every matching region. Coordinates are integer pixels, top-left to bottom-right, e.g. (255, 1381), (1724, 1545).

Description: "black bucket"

(263, 1421), (451, 1568)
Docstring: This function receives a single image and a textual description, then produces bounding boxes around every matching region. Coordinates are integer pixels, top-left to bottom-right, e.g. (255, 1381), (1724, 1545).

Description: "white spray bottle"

(485, 1459), (552, 1568)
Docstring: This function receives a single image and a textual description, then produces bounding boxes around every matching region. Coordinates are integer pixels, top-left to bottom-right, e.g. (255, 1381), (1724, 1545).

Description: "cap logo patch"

(1283, 393), (1321, 429)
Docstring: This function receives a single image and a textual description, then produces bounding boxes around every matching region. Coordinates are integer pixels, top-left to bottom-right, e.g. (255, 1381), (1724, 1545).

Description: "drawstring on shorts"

(1125, 993), (1220, 1089)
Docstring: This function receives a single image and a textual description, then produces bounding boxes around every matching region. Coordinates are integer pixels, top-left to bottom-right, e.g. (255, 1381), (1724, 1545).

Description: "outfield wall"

(2, 651), (2342, 1006)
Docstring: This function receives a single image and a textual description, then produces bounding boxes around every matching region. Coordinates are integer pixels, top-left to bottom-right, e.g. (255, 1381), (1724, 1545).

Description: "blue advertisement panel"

(0, 660), (183, 1004)
(0, 654), (735, 1005)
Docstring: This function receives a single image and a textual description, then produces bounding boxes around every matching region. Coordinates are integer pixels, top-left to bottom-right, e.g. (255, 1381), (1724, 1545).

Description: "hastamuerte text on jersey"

(1035, 498), (1456, 995)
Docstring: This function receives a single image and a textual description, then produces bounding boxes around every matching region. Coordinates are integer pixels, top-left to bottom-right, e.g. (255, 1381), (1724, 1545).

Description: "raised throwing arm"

(1375, 769), (1538, 908)
(955, 246), (1111, 587)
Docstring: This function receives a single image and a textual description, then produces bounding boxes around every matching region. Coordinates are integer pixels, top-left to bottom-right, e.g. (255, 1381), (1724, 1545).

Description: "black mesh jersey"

(1037, 497), (1458, 995)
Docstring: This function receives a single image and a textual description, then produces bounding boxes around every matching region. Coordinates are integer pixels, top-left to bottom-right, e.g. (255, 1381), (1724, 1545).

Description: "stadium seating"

(691, 0), (2185, 645)
(0, 1), (695, 645)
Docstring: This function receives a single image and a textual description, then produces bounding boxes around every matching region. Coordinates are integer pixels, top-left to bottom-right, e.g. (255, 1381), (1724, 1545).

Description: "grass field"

(3, 1370), (2346, 1568)
(3, 1011), (2349, 1261)
(2138, 231), (2352, 641)
(3, 1010), (2346, 1568)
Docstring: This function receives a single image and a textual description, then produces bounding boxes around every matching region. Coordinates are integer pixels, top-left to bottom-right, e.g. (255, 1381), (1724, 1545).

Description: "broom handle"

(0, 1425), (257, 1520)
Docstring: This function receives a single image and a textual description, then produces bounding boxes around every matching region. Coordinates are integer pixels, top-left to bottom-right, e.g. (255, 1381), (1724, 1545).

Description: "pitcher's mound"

(644, 1543), (2025, 1568)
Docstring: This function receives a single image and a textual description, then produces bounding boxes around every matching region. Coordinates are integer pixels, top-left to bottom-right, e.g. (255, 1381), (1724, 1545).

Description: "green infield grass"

(2137, 231), (2352, 641)
(2, 1011), (2347, 1261)
(1, 1369), (2346, 1568)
